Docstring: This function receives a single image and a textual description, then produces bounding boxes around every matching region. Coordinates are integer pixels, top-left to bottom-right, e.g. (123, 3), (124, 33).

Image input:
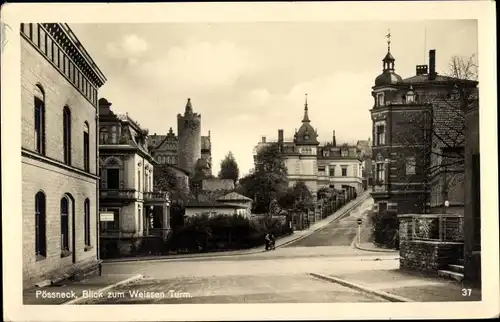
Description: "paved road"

(87, 252), (397, 304)
(285, 197), (374, 247)
(85, 196), (397, 304)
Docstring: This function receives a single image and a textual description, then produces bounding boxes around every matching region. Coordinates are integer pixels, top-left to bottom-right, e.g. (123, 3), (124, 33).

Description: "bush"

(165, 214), (292, 253)
(370, 210), (399, 249)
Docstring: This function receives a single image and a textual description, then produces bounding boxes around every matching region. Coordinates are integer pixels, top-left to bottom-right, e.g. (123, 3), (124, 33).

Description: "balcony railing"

(398, 214), (464, 242)
(144, 191), (168, 203)
(100, 189), (136, 200)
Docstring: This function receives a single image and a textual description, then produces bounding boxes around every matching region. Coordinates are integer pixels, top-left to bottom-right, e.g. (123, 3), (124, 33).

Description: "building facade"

(98, 98), (171, 257)
(254, 97), (364, 200)
(21, 23), (106, 288)
(370, 40), (476, 216)
(148, 98), (212, 176)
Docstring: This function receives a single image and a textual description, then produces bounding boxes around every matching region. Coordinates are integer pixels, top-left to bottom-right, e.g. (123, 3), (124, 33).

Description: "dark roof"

(402, 74), (478, 86)
(375, 71), (403, 86)
(159, 163), (191, 176)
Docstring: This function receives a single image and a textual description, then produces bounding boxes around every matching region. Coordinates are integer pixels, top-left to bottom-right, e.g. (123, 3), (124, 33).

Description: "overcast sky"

(70, 20), (477, 176)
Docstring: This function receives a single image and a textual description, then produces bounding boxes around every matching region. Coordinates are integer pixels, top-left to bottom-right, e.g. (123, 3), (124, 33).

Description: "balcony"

(144, 191), (168, 204)
(398, 214), (464, 242)
(100, 189), (137, 201)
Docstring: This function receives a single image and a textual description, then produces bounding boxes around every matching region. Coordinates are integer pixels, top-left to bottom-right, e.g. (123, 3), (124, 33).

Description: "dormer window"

(406, 86), (415, 103)
(341, 149), (348, 157)
(304, 134), (309, 140)
(377, 93), (385, 106)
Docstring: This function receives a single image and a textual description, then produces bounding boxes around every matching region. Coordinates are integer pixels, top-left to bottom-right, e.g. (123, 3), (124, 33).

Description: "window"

(34, 85), (46, 155)
(353, 165), (358, 177)
(341, 149), (348, 157)
(144, 171), (148, 192)
(406, 157), (416, 175)
(99, 127), (108, 144)
(63, 106), (72, 165)
(83, 122), (90, 172)
(111, 126), (118, 143)
(323, 150), (329, 157)
(341, 167), (347, 177)
(106, 168), (120, 189)
(60, 196), (70, 251)
(138, 169), (141, 192)
(35, 191), (47, 258)
(84, 199), (91, 247)
(376, 124), (385, 145)
(377, 93), (384, 106)
(376, 163), (385, 183)
(329, 166), (335, 177)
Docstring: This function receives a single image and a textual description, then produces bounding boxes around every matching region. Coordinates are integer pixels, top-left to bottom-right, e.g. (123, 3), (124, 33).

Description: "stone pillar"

(464, 103), (480, 283)
(162, 201), (171, 240)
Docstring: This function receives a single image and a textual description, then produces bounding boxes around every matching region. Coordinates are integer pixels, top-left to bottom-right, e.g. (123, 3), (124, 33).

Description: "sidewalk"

(317, 267), (482, 302)
(23, 273), (143, 305)
(104, 191), (372, 263)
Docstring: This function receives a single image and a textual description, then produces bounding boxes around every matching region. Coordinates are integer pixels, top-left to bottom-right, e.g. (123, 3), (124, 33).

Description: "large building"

(98, 98), (171, 257)
(148, 98), (212, 177)
(21, 23), (106, 288)
(369, 35), (477, 216)
(254, 96), (364, 200)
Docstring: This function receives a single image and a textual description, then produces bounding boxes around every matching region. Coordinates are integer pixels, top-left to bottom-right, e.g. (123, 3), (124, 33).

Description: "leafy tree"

(153, 165), (189, 204)
(218, 151), (240, 184)
(239, 143), (288, 214)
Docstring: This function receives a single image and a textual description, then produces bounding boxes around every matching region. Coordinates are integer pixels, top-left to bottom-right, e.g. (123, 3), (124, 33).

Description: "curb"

(308, 272), (413, 302)
(62, 274), (144, 305)
(103, 192), (371, 263)
(354, 242), (399, 253)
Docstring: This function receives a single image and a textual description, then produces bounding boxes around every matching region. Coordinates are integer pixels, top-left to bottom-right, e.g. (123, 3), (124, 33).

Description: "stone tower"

(177, 98), (202, 175)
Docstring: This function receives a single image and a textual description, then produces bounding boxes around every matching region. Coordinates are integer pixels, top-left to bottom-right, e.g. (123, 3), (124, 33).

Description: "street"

(82, 197), (397, 304)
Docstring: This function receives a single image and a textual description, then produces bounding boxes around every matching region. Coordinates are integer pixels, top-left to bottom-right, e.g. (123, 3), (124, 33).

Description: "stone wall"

(399, 240), (463, 274)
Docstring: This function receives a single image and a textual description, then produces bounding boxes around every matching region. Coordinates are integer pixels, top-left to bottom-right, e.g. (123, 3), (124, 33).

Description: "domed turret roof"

(294, 94), (319, 145)
(375, 71), (403, 86)
(374, 30), (402, 87)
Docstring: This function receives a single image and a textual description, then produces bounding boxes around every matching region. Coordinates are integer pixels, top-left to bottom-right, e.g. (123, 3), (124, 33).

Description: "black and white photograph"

(1, 1), (498, 321)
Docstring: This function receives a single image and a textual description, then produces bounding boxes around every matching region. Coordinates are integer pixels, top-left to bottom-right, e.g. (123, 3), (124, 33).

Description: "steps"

(438, 262), (464, 282)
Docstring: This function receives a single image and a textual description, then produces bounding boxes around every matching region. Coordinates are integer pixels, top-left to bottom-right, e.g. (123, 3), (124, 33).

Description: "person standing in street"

(265, 232), (271, 251)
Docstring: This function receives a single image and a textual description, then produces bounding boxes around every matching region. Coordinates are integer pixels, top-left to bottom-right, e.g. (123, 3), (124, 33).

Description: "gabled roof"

(216, 192), (252, 202)
(402, 74), (478, 86)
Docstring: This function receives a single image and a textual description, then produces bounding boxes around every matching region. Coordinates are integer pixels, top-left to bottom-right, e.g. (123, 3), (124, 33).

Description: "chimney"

(332, 130), (337, 147)
(278, 129), (284, 143)
(416, 64), (428, 76)
(262, 136), (266, 143)
(428, 49), (436, 80)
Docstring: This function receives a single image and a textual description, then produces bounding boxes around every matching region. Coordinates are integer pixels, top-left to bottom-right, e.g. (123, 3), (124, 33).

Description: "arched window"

(99, 127), (108, 144)
(83, 122), (90, 172)
(34, 85), (46, 155)
(60, 196), (70, 251)
(63, 106), (72, 165)
(35, 191), (47, 258)
(84, 198), (91, 247)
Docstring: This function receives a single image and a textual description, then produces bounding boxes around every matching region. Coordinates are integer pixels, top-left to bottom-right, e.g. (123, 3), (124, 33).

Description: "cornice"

(44, 23), (106, 87)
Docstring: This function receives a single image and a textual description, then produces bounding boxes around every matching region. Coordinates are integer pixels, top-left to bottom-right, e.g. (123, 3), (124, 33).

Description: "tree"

(396, 54), (478, 213)
(154, 165), (189, 203)
(238, 143), (288, 214)
(218, 151), (240, 184)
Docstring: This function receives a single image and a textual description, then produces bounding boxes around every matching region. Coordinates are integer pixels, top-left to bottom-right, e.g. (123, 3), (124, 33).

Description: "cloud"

(129, 39), (256, 93)
(106, 34), (149, 59)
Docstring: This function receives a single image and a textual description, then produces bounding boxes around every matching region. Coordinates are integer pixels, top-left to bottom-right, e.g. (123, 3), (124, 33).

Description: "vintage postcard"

(1, 1), (498, 321)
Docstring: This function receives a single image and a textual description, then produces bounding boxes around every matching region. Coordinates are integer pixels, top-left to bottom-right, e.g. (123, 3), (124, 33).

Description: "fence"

(398, 214), (464, 242)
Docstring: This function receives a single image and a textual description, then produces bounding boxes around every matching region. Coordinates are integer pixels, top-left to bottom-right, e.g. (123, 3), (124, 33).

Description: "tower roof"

(185, 98), (193, 114)
(294, 94), (319, 145)
(374, 29), (402, 87)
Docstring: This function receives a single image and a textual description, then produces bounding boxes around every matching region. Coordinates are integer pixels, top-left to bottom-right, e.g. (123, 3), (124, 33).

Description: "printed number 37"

(462, 288), (472, 296)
